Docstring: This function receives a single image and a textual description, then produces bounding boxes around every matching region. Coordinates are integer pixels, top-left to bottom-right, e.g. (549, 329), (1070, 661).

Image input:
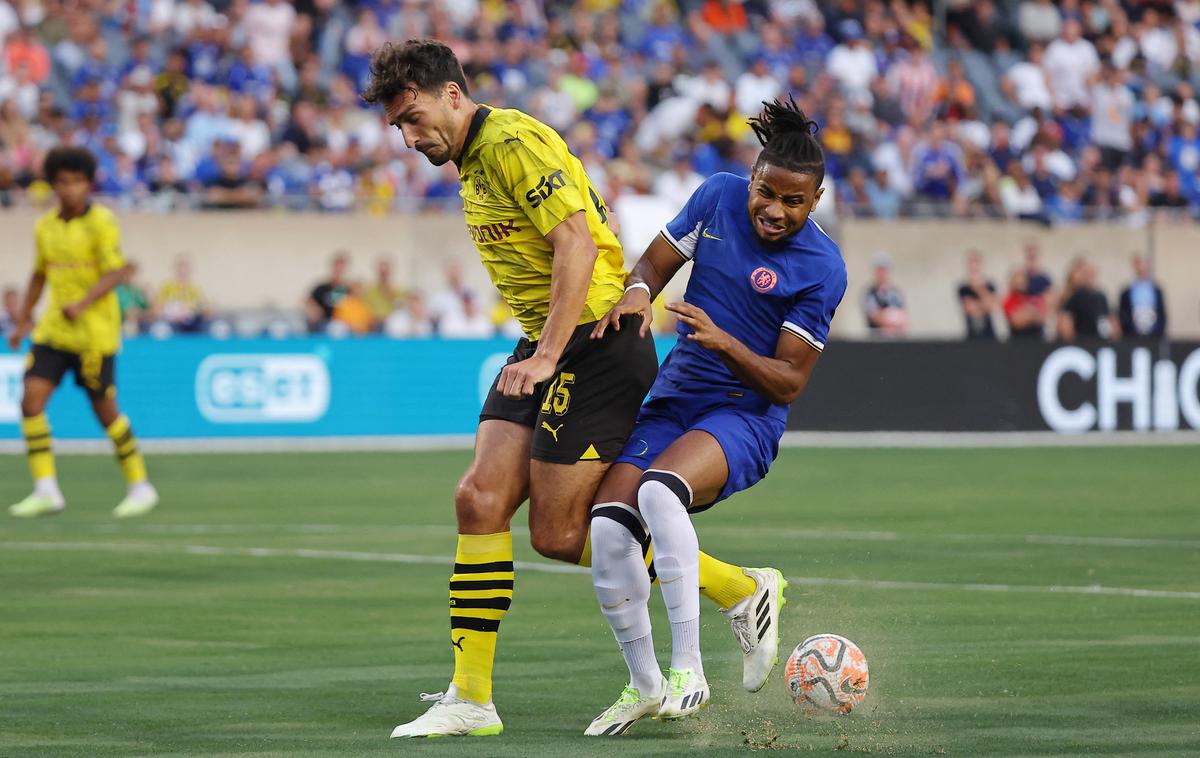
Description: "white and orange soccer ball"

(784, 634), (869, 714)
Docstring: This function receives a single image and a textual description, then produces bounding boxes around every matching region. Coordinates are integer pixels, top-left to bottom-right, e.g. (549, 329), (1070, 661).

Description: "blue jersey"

(653, 172), (847, 423)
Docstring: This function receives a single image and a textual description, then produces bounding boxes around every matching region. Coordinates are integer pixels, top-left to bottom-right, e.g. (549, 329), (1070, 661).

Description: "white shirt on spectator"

(1044, 37), (1099, 109)
(1018, 0), (1061, 42)
(871, 141), (915, 198)
(1004, 60), (1053, 112)
(438, 309), (495, 339)
(1090, 83), (1134, 151)
(999, 178), (1043, 216)
(674, 73), (731, 111)
(173, 0), (219, 37)
(827, 44), (878, 96)
(231, 117), (272, 158)
(1141, 25), (1179, 73)
(653, 167), (705, 210)
(734, 71), (782, 116)
(244, 0), (295, 67)
(0, 1), (18, 44)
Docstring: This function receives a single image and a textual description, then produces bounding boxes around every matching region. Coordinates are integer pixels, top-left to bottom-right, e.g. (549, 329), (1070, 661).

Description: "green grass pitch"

(2, 446), (1198, 756)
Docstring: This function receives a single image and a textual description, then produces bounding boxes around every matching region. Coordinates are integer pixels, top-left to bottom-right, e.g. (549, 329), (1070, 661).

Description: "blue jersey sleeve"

(661, 173), (732, 260)
(781, 264), (847, 352)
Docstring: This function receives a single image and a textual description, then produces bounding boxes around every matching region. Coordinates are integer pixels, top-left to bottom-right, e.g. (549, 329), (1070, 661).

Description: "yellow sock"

(699, 552), (757, 609)
(449, 531), (513, 704)
(22, 414), (56, 481)
(105, 415), (147, 484)
(577, 532), (592, 568)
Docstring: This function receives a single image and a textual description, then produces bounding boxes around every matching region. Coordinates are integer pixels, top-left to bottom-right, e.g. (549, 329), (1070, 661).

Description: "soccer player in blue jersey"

(583, 99), (847, 735)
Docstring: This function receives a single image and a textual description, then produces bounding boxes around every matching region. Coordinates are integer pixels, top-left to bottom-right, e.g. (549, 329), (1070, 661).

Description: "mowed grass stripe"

(4, 540), (1198, 600)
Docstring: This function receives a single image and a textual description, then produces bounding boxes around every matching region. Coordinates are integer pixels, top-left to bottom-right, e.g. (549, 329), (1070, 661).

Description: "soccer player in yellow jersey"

(6, 147), (159, 519)
(363, 40), (778, 738)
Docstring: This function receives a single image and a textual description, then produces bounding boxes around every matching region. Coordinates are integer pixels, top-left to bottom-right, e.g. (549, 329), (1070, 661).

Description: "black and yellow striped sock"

(105, 415), (147, 484)
(22, 414), (55, 481)
(449, 531), (514, 704)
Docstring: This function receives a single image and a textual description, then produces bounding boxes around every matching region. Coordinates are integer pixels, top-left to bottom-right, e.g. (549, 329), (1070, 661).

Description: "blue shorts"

(614, 396), (786, 509)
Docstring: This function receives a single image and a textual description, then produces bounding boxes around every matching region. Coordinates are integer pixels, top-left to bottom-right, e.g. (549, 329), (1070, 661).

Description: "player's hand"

(62, 302), (86, 321)
(499, 353), (557, 399)
(591, 287), (653, 340)
(7, 321), (31, 352)
(667, 302), (730, 352)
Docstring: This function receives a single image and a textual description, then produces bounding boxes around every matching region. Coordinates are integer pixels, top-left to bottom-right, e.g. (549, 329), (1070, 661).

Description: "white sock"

(638, 472), (703, 676)
(670, 619), (702, 673)
(619, 634), (661, 695)
(590, 502), (659, 694)
(129, 480), (154, 495)
(34, 477), (64, 503)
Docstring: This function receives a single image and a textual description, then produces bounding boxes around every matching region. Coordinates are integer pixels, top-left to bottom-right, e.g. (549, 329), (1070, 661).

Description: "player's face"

(746, 163), (823, 244)
(51, 170), (91, 212)
(385, 85), (462, 167)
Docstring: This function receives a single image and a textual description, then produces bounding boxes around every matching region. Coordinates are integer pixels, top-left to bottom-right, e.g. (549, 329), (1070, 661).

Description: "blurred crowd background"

(0, 0), (1192, 342)
(2, 0), (1199, 219)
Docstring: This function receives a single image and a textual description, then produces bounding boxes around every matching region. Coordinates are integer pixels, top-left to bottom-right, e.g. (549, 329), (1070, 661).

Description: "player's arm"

(7, 272), (45, 351)
(63, 265), (130, 322)
(498, 210), (596, 398)
(668, 301), (819, 405)
(591, 233), (688, 339)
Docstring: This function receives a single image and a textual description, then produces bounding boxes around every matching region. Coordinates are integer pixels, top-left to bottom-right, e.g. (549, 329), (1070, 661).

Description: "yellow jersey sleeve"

(93, 209), (126, 273)
(488, 136), (588, 238)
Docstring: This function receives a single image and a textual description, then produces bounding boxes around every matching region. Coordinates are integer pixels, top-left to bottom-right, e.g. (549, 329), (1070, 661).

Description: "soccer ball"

(784, 634), (869, 714)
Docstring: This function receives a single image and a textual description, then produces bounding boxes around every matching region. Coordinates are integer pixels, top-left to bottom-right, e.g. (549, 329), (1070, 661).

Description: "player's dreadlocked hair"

(361, 39), (470, 105)
(748, 97), (825, 185)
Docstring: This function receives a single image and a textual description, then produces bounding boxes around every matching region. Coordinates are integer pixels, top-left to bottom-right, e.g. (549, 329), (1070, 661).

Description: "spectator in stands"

(653, 150), (705, 210)
(1022, 242), (1054, 298)
(1043, 19), (1098, 112)
(1118, 255), (1167, 339)
(827, 20), (876, 101)
(428, 261), (474, 330)
(1000, 42), (1052, 116)
(115, 264), (151, 337)
(912, 120), (965, 210)
(153, 255), (210, 334)
(1, 285), (18, 335)
(438, 292), (495, 339)
(863, 253), (908, 337)
(305, 251), (350, 333)
(1057, 258), (1118, 341)
(1091, 59), (1134, 171)
(383, 291), (434, 339)
(331, 281), (373, 336)
(1003, 268), (1047, 340)
(958, 250), (998, 340)
(363, 255), (406, 330)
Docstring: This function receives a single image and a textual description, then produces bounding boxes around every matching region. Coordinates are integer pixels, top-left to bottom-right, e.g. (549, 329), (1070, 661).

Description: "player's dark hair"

(43, 146), (97, 183)
(361, 39), (470, 105)
(749, 97), (825, 185)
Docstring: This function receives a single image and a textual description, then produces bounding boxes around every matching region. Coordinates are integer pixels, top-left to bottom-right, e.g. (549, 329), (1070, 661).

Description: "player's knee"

(20, 393), (47, 417)
(637, 469), (693, 517)
(453, 477), (508, 532)
(529, 524), (586, 563)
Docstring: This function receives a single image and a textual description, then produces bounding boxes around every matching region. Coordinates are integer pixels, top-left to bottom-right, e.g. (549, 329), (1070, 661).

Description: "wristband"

(624, 282), (651, 297)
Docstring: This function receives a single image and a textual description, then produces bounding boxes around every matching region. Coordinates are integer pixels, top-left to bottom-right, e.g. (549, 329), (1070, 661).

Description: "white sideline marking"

(2, 541), (1197, 600)
(1, 430), (1198, 455)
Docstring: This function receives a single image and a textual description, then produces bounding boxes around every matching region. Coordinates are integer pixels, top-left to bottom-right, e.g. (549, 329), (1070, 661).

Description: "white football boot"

(113, 481), (159, 519)
(389, 685), (503, 738)
(584, 675), (667, 736)
(720, 567), (788, 692)
(657, 667), (709, 719)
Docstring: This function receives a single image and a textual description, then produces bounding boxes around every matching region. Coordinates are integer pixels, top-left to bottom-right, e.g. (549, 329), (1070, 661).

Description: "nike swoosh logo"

(601, 600), (628, 610)
(702, 227), (721, 240)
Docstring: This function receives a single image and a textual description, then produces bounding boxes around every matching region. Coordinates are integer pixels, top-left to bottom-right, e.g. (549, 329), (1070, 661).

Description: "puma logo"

(451, 636), (466, 651)
(541, 421), (564, 442)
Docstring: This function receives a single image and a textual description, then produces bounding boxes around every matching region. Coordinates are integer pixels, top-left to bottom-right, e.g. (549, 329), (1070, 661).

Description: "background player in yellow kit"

(7, 147), (159, 519)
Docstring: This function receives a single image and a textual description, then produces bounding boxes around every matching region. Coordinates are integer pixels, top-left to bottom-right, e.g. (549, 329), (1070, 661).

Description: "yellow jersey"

(456, 106), (625, 340)
(31, 204), (126, 355)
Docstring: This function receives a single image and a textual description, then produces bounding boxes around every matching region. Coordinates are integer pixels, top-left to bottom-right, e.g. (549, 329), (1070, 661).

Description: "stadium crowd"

(0, 0), (1199, 221)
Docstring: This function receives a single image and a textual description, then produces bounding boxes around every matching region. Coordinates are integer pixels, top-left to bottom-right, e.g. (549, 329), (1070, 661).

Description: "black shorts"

(480, 316), (658, 464)
(26, 344), (116, 399)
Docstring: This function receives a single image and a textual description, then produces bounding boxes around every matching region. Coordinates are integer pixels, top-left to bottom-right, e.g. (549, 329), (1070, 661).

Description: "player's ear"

(810, 185), (824, 211)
